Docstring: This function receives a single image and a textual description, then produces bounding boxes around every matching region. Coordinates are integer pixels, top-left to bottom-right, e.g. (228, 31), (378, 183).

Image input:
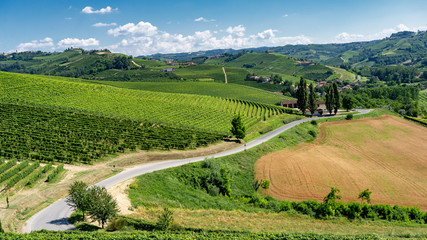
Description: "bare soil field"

(256, 115), (427, 210)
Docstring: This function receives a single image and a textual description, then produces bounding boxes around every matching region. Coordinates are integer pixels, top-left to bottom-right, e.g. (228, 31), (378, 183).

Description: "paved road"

(23, 109), (370, 232)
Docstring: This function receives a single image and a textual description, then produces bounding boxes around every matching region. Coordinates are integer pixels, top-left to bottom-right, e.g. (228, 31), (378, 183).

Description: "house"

(249, 76), (260, 80)
(280, 100), (327, 115)
(297, 61), (313, 66)
(263, 77), (271, 82)
(162, 67), (175, 72)
(267, 50), (274, 53)
(185, 62), (197, 66)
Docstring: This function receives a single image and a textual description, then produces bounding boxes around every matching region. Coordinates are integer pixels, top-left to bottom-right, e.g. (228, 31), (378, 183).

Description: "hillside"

(0, 71), (292, 134)
(145, 31), (427, 69)
(256, 115), (427, 210)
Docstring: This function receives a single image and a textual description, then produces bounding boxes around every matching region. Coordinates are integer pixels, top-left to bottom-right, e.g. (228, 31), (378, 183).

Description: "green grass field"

(92, 81), (293, 105)
(0, 71), (292, 134)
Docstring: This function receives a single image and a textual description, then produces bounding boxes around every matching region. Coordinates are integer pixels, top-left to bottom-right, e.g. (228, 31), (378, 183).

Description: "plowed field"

(255, 115), (427, 210)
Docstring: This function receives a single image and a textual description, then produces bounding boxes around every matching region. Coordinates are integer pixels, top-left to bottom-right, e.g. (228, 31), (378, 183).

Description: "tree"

(66, 181), (91, 220)
(87, 186), (118, 228)
(342, 95), (355, 111)
(308, 83), (318, 116)
(358, 189), (372, 204)
(297, 77), (308, 115)
(0, 220), (4, 233)
(230, 115), (246, 140)
(325, 85), (334, 115)
(333, 82), (340, 114)
(156, 208), (174, 230)
(323, 187), (341, 204)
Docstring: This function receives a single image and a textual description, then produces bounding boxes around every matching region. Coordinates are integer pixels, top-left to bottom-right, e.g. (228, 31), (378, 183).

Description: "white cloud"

(283, 14), (289, 17)
(17, 37), (54, 51)
(93, 22), (117, 27)
(81, 6), (117, 14)
(108, 21), (158, 37)
(65, 17), (72, 20)
(107, 21), (312, 55)
(194, 17), (215, 22)
(226, 25), (246, 37)
(58, 38), (99, 47)
(335, 24), (427, 43)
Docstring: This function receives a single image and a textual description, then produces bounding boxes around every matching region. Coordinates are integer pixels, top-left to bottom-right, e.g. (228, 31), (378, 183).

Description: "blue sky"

(1, 0), (427, 55)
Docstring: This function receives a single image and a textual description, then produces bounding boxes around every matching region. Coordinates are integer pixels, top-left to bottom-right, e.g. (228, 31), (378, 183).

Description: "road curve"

(23, 109), (370, 232)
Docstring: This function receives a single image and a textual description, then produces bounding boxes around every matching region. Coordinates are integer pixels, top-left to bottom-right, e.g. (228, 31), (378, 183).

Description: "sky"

(1, 0), (427, 56)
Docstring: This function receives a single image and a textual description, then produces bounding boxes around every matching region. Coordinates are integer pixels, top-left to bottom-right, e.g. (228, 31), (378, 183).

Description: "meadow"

(420, 89), (427, 109)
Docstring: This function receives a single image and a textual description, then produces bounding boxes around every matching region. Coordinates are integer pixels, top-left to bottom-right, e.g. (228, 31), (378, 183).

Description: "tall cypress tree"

(308, 83), (318, 116)
(297, 77), (308, 115)
(325, 85), (334, 115)
(333, 82), (340, 114)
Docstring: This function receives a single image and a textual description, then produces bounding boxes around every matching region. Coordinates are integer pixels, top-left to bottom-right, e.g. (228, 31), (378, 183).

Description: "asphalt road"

(23, 109), (370, 232)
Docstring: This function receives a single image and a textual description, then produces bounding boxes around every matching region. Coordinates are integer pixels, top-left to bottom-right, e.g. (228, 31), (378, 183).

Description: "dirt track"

(255, 115), (427, 210)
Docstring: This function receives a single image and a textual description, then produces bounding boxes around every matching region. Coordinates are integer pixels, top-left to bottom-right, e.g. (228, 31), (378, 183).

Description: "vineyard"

(0, 231), (385, 240)
(420, 89), (427, 109)
(0, 103), (224, 164)
(0, 159), (63, 191)
(0, 71), (294, 134)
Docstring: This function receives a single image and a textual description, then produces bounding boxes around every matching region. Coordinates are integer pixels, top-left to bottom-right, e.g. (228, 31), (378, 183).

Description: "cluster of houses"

(280, 100), (327, 115)
(248, 75), (272, 83)
(161, 61), (197, 72)
(316, 80), (360, 92)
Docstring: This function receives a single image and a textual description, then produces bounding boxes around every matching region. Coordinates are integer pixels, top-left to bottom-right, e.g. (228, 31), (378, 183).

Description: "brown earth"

(255, 115), (427, 210)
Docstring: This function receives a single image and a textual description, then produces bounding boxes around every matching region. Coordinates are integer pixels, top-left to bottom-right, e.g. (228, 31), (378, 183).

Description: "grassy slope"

(90, 81), (294, 105)
(127, 110), (427, 234)
(0, 71), (289, 134)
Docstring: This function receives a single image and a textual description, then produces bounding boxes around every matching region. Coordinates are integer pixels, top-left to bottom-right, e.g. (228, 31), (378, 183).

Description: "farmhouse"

(280, 100), (327, 115)
(162, 67), (175, 72)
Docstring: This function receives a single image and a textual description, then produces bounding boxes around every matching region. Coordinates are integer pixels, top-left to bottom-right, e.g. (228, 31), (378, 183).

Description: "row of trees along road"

(297, 77), (341, 116)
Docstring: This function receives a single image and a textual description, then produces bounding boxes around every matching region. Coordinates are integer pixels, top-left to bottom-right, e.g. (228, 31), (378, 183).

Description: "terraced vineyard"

(420, 89), (427, 108)
(0, 159), (61, 191)
(0, 72), (294, 134)
(0, 103), (223, 163)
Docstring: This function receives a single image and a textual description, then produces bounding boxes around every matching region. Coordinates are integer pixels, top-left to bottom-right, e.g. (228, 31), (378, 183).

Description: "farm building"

(280, 100), (327, 115)
(162, 67), (175, 72)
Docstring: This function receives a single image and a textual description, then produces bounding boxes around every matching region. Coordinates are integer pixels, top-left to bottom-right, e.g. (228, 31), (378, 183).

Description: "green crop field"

(0, 72), (294, 134)
(92, 81), (293, 105)
(0, 103), (223, 164)
(420, 89), (427, 108)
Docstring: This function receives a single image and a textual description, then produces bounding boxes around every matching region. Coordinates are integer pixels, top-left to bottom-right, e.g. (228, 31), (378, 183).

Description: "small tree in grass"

(156, 208), (174, 231)
(230, 115), (246, 141)
(333, 82), (340, 114)
(323, 187), (341, 204)
(325, 85), (335, 115)
(0, 220), (4, 233)
(358, 189), (372, 204)
(87, 186), (118, 228)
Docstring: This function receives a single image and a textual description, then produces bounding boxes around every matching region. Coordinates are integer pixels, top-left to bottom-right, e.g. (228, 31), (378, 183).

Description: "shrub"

(156, 208), (174, 231)
(129, 183), (139, 190)
(310, 120), (318, 126)
(308, 130), (317, 137)
(346, 114), (354, 120)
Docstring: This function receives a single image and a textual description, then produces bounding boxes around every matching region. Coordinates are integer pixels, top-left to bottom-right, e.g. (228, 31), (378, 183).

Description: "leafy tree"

(66, 181), (91, 219)
(342, 95), (355, 111)
(230, 115), (246, 140)
(297, 77), (308, 115)
(0, 220), (4, 233)
(308, 83), (318, 116)
(87, 186), (118, 228)
(325, 85), (334, 115)
(358, 189), (372, 204)
(333, 82), (340, 114)
(323, 187), (341, 204)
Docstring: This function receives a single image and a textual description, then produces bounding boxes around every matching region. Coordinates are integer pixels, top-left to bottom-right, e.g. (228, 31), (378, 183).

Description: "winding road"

(23, 109), (370, 233)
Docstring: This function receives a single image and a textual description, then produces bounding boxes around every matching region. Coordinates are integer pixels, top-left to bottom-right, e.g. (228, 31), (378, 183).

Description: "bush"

(156, 208), (174, 231)
(308, 130), (317, 137)
(346, 114), (354, 120)
(129, 183), (139, 190)
(310, 120), (318, 126)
